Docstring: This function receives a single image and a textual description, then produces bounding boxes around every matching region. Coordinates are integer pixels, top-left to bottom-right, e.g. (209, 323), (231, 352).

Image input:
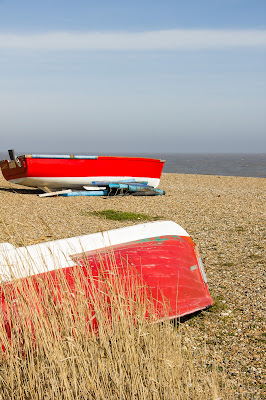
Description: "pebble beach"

(0, 171), (265, 398)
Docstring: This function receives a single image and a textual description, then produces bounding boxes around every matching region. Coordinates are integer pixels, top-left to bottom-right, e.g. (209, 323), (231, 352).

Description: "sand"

(0, 171), (265, 398)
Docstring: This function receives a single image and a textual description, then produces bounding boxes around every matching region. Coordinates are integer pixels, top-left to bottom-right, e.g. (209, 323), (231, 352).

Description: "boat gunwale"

(22, 154), (165, 163)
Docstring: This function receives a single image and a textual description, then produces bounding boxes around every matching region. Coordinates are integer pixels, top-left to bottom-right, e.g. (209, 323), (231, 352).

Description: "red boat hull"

(0, 221), (213, 345)
(73, 235), (212, 319)
(0, 154), (165, 189)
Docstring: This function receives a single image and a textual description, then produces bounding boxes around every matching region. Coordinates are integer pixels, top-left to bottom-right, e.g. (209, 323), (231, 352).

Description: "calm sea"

(0, 151), (265, 178)
(146, 153), (266, 178)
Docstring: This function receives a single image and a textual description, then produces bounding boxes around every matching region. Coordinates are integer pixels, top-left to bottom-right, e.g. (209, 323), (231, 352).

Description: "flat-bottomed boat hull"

(0, 154), (165, 189)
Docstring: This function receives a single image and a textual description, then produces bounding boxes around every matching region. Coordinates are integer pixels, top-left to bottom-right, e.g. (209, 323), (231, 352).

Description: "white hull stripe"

(9, 176), (160, 189)
(0, 221), (189, 281)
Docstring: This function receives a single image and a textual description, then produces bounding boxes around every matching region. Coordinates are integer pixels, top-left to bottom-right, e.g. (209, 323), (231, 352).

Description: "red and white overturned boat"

(0, 221), (213, 321)
(0, 151), (165, 189)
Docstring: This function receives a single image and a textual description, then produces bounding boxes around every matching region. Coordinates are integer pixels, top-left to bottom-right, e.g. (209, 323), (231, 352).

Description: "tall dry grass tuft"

(0, 249), (234, 400)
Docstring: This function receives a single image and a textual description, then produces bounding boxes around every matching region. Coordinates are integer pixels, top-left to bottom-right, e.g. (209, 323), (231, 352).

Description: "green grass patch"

(235, 226), (246, 232)
(208, 295), (228, 314)
(222, 262), (234, 267)
(84, 209), (162, 222)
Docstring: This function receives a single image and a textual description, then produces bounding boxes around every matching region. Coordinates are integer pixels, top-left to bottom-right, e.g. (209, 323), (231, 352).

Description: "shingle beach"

(0, 171), (265, 398)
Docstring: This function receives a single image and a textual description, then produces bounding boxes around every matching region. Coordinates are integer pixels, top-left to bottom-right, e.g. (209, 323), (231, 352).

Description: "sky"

(0, 0), (265, 154)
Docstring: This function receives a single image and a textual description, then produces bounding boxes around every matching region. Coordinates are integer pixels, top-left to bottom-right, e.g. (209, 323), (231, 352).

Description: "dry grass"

(2, 171), (261, 398)
(0, 250), (235, 400)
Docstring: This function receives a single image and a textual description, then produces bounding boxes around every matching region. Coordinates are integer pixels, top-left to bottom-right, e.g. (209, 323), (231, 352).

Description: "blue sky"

(0, 0), (265, 154)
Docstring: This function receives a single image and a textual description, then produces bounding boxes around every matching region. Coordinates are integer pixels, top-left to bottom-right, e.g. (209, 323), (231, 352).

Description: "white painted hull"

(9, 176), (160, 189)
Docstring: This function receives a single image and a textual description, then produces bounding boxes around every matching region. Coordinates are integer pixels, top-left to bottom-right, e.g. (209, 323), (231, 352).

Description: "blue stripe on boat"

(73, 155), (98, 159)
(59, 190), (108, 197)
(31, 155), (98, 159)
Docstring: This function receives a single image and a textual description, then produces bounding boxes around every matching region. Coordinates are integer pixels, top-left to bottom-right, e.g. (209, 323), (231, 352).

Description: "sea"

(0, 151), (265, 178)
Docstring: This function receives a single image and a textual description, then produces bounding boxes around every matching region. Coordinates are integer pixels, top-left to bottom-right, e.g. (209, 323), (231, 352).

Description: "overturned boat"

(0, 221), (213, 326)
(0, 150), (165, 190)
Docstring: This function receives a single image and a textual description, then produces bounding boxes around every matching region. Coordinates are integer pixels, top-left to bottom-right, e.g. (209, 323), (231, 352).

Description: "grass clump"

(86, 209), (161, 222)
(235, 226), (246, 232)
(208, 295), (229, 314)
(0, 250), (236, 400)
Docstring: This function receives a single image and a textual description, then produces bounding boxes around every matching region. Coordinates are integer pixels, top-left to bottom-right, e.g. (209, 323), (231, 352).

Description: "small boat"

(0, 221), (213, 323)
(0, 150), (165, 190)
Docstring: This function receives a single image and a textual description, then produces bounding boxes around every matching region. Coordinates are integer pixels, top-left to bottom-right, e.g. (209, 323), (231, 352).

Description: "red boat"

(0, 150), (165, 190)
(0, 221), (213, 324)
